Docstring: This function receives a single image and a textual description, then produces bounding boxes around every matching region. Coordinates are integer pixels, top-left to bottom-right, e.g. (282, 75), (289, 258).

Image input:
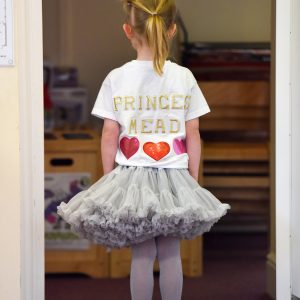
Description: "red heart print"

(143, 142), (170, 161)
(173, 138), (187, 155)
(120, 137), (140, 159)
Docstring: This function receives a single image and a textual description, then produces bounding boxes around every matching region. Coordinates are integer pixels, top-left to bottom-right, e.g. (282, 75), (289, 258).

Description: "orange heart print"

(143, 142), (170, 161)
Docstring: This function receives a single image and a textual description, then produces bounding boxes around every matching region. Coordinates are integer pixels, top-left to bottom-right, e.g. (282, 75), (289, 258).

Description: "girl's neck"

(136, 43), (154, 61)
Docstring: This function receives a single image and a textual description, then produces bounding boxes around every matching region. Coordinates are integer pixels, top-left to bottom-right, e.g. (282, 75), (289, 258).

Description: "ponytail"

(123, 0), (177, 76)
(145, 14), (168, 75)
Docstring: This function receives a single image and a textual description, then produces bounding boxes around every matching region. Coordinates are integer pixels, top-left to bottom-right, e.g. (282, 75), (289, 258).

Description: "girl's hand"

(101, 118), (120, 175)
(185, 117), (201, 182)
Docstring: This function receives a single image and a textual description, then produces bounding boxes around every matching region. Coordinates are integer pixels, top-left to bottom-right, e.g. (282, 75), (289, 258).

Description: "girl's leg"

(130, 238), (157, 300)
(155, 235), (183, 300)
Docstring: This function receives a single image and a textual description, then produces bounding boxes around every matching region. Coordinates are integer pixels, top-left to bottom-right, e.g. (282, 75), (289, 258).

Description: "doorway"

(19, 0), (294, 300)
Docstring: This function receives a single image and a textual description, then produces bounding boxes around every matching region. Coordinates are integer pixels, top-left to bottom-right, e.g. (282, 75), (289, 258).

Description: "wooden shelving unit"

(45, 129), (109, 278)
(199, 81), (270, 232)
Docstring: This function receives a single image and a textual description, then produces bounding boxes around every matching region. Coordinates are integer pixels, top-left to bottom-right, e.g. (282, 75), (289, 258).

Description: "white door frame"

(19, 0), (44, 299)
(20, 0), (293, 299)
(275, 0), (292, 298)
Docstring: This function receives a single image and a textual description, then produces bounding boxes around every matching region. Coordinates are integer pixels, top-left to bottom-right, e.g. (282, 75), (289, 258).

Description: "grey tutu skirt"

(57, 165), (231, 252)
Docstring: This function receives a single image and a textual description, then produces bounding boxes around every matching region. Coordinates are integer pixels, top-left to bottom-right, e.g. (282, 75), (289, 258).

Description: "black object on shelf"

(62, 133), (93, 140)
(44, 132), (57, 140)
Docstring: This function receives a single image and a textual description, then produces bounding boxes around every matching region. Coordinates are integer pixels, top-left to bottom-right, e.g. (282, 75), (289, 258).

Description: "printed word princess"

(113, 94), (191, 111)
(113, 94), (191, 135)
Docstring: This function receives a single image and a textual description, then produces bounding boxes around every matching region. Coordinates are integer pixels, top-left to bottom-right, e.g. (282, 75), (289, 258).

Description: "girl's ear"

(123, 23), (134, 40)
(167, 23), (177, 39)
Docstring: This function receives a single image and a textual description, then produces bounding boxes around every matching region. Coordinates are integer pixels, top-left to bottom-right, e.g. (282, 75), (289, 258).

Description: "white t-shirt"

(91, 60), (210, 169)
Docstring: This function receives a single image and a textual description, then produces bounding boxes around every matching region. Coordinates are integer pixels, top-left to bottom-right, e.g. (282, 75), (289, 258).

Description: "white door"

(276, 0), (300, 298)
(291, 0), (300, 298)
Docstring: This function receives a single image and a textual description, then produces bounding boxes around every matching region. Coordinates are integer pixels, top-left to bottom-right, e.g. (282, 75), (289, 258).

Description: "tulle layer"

(57, 165), (231, 251)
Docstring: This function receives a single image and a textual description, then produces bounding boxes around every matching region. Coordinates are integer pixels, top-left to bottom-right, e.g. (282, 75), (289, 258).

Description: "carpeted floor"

(46, 232), (272, 300)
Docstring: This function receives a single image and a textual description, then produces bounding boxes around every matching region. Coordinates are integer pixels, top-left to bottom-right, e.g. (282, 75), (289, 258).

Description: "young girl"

(57, 0), (231, 299)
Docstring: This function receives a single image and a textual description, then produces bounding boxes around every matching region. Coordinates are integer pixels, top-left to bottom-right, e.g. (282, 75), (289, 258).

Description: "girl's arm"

(101, 118), (120, 175)
(186, 117), (201, 182)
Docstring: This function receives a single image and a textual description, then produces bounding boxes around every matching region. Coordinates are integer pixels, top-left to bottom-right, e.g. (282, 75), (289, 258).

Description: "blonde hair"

(122, 0), (177, 76)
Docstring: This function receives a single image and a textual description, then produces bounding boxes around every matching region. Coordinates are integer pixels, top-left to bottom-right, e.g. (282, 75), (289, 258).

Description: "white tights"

(130, 236), (183, 300)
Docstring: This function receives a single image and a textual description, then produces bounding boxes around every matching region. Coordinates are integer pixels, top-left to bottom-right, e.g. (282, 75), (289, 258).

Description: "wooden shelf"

(198, 80), (270, 232)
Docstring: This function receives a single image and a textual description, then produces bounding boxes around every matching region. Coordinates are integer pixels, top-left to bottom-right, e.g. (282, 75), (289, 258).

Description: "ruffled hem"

(57, 165), (231, 252)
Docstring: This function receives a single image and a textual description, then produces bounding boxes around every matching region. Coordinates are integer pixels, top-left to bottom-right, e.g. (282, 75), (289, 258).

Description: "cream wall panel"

(0, 68), (21, 300)
(0, 4), (21, 300)
(0, 0), (44, 297)
(176, 0), (271, 42)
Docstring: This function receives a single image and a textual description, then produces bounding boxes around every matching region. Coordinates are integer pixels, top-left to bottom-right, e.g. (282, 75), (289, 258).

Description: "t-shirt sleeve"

(185, 71), (210, 121)
(91, 75), (117, 121)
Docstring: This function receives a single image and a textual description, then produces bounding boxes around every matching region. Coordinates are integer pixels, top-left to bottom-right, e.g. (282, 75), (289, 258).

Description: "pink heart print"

(120, 137), (140, 159)
(173, 138), (187, 155)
